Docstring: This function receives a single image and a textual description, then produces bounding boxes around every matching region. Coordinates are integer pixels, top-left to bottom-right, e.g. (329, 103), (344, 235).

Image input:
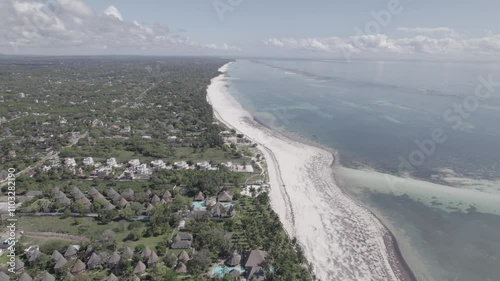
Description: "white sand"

(207, 63), (402, 281)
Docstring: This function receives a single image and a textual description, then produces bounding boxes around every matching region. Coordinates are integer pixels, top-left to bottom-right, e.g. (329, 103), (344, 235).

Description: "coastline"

(207, 62), (416, 281)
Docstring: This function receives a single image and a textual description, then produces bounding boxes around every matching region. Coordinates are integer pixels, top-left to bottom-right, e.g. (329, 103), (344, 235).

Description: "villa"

(150, 159), (166, 169)
(106, 158), (118, 167)
(82, 157), (94, 166)
(174, 161), (189, 169)
(196, 161), (211, 170)
(64, 158), (77, 167)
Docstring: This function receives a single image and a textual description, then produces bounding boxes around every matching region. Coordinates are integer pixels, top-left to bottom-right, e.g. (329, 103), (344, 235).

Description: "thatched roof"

(121, 188), (134, 200)
(111, 193), (122, 204)
(230, 269), (242, 277)
(106, 273), (118, 281)
(70, 259), (86, 274)
(40, 272), (55, 281)
(175, 262), (187, 274)
(15, 257), (24, 271)
(150, 194), (161, 204)
(106, 202), (116, 211)
(119, 197), (130, 208)
(108, 251), (121, 265)
(162, 190), (172, 199)
(92, 192), (105, 200)
(0, 272), (8, 281)
(225, 251), (241, 267)
(72, 187), (82, 196)
(244, 250), (268, 268)
(74, 190), (85, 200)
(52, 250), (62, 261)
(107, 188), (117, 197)
(145, 203), (154, 213)
(86, 253), (101, 269)
(88, 187), (98, 196)
(53, 257), (68, 270)
(247, 266), (266, 281)
(178, 250), (190, 262)
(18, 273), (32, 281)
(133, 261), (146, 275)
(218, 191), (233, 202)
(122, 246), (134, 260)
(141, 246), (152, 258)
(194, 191), (204, 201)
(147, 251), (159, 265)
(64, 245), (79, 257)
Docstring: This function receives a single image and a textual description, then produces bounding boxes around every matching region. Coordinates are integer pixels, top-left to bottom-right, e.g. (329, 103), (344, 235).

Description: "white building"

(106, 158), (118, 167)
(64, 158), (77, 167)
(173, 161), (189, 170)
(82, 157), (94, 166)
(167, 136), (177, 142)
(221, 162), (233, 170)
(196, 161), (211, 170)
(136, 164), (152, 175)
(151, 160), (166, 169)
(128, 159), (140, 167)
(42, 165), (52, 173)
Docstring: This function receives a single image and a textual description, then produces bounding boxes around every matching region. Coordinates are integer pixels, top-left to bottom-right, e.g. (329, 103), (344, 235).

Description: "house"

(133, 261), (146, 275)
(175, 262), (187, 274)
(53, 257), (68, 273)
(87, 253), (101, 269)
(171, 233), (193, 249)
(162, 190), (172, 200)
(141, 246), (152, 259)
(51, 250), (62, 261)
(194, 191), (204, 202)
(108, 251), (121, 267)
(218, 191), (232, 202)
(122, 246), (134, 260)
(128, 159), (140, 167)
(18, 273), (32, 281)
(82, 157), (94, 166)
(70, 259), (86, 274)
(147, 251), (159, 266)
(14, 258), (24, 273)
(64, 245), (79, 259)
(40, 272), (55, 281)
(106, 158), (118, 167)
(121, 188), (135, 200)
(27, 248), (41, 264)
(136, 164), (151, 176)
(211, 203), (235, 218)
(97, 166), (113, 178)
(173, 161), (188, 169)
(221, 162), (233, 170)
(225, 251), (241, 267)
(107, 188), (117, 198)
(64, 158), (77, 168)
(151, 160), (166, 169)
(150, 194), (161, 205)
(178, 250), (190, 262)
(244, 250), (269, 281)
(196, 161), (211, 170)
(0, 272), (9, 281)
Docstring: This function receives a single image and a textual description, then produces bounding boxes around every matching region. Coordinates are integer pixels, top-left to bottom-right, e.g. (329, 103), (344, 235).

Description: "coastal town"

(0, 57), (313, 280)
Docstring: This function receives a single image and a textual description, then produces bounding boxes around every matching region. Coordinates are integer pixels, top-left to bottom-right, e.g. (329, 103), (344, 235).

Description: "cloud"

(264, 32), (500, 58)
(0, 0), (239, 55)
(104, 5), (122, 21)
(397, 27), (461, 38)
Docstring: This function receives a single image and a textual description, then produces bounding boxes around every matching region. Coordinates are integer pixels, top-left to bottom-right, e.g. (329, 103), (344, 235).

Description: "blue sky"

(2, 0), (500, 58)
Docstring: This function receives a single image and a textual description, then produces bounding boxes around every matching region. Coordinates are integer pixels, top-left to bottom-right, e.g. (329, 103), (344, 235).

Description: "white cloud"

(397, 27), (461, 38)
(104, 5), (122, 21)
(0, 0), (239, 55)
(264, 31), (500, 58)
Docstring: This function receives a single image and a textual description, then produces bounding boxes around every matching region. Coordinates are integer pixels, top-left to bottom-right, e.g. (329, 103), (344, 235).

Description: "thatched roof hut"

(0, 272), (8, 281)
(178, 250), (190, 262)
(225, 251), (242, 267)
(108, 251), (121, 266)
(64, 245), (79, 258)
(40, 272), (55, 281)
(162, 190), (172, 200)
(175, 262), (187, 274)
(133, 261), (146, 275)
(141, 246), (152, 259)
(70, 259), (86, 274)
(218, 191), (233, 202)
(147, 251), (159, 266)
(106, 273), (118, 281)
(52, 250), (62, 261)
(194, 191), (204, 201)
(122, 246), (134, 260)
(53, 257), (68, 271)
(15, 258), (24, 272)
(150, 194), (161, 205)
(86, 253), (101, 269)
(18, 273), (32, 281)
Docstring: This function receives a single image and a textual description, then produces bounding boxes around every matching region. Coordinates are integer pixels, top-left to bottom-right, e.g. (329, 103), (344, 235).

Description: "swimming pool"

(212, 265), (245, 277)
(222, 203), (235, 208)
(192, 201), (206, 208)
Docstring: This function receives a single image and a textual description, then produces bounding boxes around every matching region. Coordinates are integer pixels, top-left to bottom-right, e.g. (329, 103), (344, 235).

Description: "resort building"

(174, 161), (189, 169)
(151, 159), (166, 169)
(82, 157), (94, 166)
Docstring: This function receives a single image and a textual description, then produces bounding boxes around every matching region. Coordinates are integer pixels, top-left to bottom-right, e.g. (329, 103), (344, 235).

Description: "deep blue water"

(224, 59), (500, 281)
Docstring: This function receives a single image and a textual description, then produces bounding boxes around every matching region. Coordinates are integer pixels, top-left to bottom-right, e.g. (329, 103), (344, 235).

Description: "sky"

(1, 0), (500, 59)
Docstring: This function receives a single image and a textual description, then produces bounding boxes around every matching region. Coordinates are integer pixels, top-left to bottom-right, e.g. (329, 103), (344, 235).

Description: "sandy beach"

(207, 62), (415, 281)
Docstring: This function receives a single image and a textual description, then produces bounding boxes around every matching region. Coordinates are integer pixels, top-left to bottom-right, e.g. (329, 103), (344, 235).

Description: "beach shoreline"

(207, 62), (416, 281)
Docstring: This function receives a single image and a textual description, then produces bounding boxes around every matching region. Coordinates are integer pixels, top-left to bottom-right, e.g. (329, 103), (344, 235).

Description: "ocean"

(223, 59), (500, 281)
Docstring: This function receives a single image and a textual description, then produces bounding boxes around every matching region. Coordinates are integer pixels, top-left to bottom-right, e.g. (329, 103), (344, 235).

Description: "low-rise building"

(82, 157), (94, 166)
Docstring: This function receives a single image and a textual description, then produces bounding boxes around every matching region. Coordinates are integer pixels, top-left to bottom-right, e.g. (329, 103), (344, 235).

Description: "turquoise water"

(192, 201), (206, 208)
(223, 203), (235, 208)
(224, 59), (500, 281)
(212, 265), (245, 277)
